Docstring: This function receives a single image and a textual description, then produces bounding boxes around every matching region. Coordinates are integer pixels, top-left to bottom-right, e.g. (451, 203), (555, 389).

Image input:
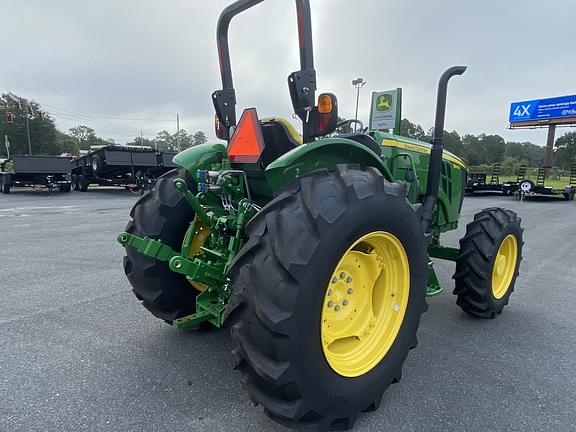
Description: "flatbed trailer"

(0, 155), (72, 194)
(70, 145), (176, 192)
(518, 165), (576, 200)
(465, 164), (522, 196)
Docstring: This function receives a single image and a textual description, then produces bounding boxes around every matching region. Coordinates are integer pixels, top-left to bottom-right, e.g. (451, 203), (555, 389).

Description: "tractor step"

(426, 261), (444, 297)
(570, 164), (576, 186)
(426, 284), (444, 297)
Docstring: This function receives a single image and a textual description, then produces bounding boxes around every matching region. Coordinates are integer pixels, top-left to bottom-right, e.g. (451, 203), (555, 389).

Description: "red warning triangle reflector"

(227, 108), (265, 163)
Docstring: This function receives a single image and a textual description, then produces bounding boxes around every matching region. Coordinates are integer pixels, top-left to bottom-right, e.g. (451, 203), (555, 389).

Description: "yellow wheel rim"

(321, 231), (410, 377)
(491, 234), (518, 300)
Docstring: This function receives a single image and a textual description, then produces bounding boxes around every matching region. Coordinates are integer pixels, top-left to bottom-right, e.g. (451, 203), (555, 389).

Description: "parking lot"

(1, 189), (575, 432)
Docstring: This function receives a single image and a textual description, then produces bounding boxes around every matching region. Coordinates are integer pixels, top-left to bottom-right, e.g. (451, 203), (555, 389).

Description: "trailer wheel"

(79, 175), (89, 192)
(72, 174), (80, 191)
(123, 168), (199, 322)
(225, 166), (428, 431)
(91, 155), (103, 174)
(1, 178), (10, 194)
(453, 208), (523, 318)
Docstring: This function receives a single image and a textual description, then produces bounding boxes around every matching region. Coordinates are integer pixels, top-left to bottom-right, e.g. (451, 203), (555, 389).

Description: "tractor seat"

(259, 117), (303, 167)
(339, 133), (382, 156)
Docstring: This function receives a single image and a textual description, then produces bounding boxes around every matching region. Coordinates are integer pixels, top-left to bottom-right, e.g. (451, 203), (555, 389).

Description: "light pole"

(352, 77), (366, 132)
(8, 93), (32, 155)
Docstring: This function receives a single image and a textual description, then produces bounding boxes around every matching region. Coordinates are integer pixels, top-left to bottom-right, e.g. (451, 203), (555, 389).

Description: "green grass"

(500, 175), (573, 190)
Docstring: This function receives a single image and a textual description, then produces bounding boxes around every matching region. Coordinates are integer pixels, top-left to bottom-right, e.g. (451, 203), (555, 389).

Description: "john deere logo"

(376, 94), (393, 112)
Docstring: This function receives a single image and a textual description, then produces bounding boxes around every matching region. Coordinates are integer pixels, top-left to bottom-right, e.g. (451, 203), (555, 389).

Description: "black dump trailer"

(153, 151), (177, 176)
(70, 145), (177, 192)
(466, 164), (522, 196)
(0, 155), (72, 194)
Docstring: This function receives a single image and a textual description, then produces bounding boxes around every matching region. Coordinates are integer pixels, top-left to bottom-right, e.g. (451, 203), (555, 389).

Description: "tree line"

(399, 119), (576, 172)
(2, 93), (575, 171)
(0, 93), (207, 158)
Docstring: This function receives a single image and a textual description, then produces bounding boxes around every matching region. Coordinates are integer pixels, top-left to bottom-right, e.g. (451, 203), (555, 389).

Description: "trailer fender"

(265, 137), (392, 191)
(172, 143), (227, 179)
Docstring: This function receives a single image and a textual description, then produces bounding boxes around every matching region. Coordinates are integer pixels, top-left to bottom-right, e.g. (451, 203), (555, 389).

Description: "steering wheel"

(336, 119), (364, 133)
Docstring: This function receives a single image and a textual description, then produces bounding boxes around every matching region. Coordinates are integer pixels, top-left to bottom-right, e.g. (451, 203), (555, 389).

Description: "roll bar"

(212, 0), (317, 141)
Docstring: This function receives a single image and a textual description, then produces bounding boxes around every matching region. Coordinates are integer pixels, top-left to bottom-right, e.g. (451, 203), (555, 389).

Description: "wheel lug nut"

(331, 276), (337, 284)
(327, 289), (332, 296)
(340, 272), (346, 279)
(347, 288), (353, 294)
(343, 300), (348, 306)
(327, 300), (334, 308)
(346, 276), (352, 283)
(334, 305), (340, 312)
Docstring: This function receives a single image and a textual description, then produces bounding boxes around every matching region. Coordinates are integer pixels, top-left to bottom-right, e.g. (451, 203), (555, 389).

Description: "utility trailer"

(465, 163), (522, 196)
(0, 155), (72, 194)
(151, 150), (178, 178)
(70, 145), (175, 192)
(517, 164), (576, 200)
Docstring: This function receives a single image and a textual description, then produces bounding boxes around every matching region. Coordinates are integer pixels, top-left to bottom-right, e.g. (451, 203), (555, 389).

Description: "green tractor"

(117, 0), (524, 430)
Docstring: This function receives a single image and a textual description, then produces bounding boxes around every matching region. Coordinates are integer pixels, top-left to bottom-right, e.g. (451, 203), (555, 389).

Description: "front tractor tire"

(225, 166), (428, 431)
(122, 168), (198, 322)
(453, 207), (523, 318)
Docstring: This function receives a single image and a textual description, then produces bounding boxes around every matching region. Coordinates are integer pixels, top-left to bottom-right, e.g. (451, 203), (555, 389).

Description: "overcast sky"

(2, 0), (575, 145)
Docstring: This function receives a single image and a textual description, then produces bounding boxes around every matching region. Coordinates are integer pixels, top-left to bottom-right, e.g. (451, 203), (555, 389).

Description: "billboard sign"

(369, 88), (402, 133)
(509, 94), (576, 124)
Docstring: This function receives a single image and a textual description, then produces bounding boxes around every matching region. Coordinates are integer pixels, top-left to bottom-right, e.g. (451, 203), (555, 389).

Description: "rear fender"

(173, 143), (227, 179)
(265, 137), (392, 191)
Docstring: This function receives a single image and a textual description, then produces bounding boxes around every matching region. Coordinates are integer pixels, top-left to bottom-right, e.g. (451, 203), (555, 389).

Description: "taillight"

(215, 115), (226, 140)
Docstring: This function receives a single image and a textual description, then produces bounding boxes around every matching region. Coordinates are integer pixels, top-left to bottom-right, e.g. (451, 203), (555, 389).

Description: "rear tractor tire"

(453, 207), (523, 318)
(122, 168), (199, 322)
(225, 165), (428, 431)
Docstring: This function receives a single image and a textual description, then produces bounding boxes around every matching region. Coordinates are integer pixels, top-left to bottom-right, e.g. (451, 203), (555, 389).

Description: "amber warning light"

(227, 108), (265, 163)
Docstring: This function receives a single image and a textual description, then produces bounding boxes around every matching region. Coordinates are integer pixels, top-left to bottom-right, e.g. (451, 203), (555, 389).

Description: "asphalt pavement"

(0, 188), (575, 432)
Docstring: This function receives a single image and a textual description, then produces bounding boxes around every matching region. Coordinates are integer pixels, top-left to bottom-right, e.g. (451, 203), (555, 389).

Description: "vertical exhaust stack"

(421, 66), (467, 234)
